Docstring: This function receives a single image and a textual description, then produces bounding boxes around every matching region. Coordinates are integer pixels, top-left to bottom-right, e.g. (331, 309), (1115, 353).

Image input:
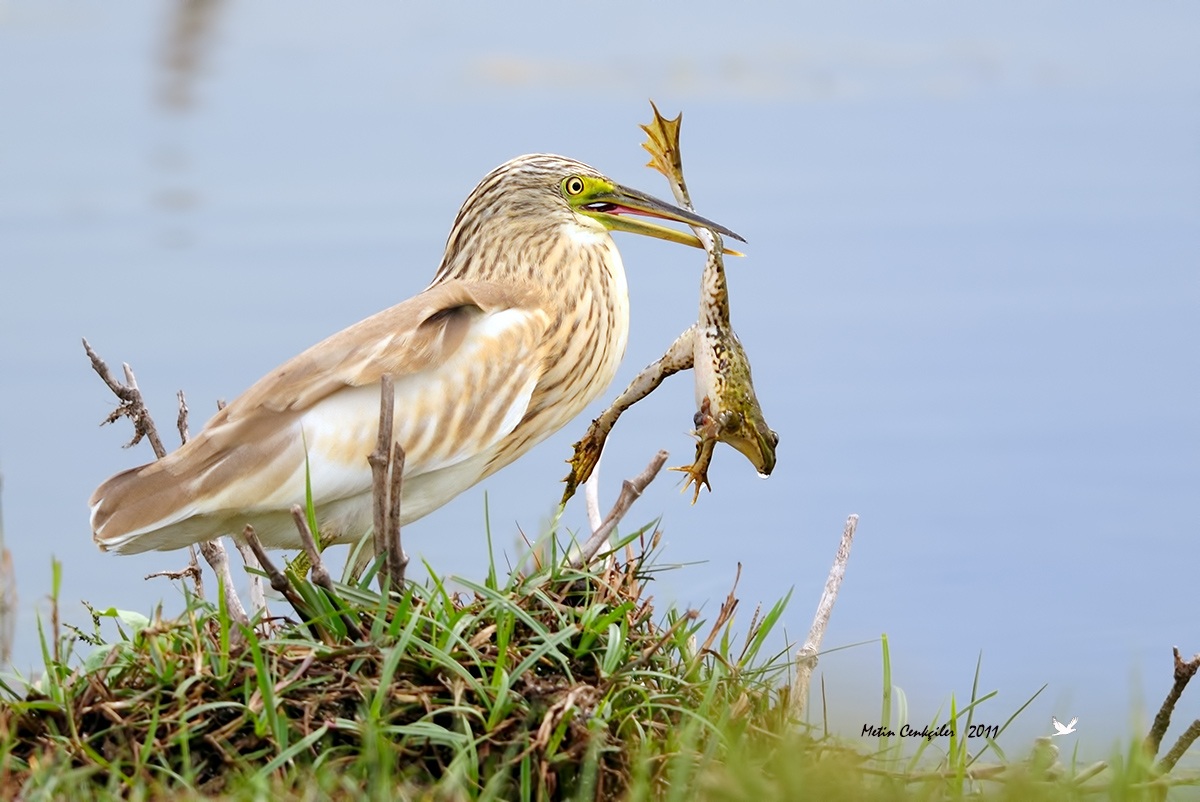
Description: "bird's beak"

(580, 183), (746, 256)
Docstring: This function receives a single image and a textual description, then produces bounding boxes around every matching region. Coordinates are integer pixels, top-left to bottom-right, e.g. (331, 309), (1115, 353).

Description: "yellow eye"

(563, 176), (586, 196)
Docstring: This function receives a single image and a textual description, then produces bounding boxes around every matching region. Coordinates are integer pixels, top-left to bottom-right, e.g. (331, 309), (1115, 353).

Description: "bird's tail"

(90, 454), (202, 554)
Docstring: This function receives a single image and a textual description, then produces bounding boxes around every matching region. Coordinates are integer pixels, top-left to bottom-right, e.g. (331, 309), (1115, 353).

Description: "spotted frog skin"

(561, 104), (777, 504)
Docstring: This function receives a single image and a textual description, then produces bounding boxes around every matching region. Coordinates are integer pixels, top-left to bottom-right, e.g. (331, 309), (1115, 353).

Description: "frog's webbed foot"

(561, 418), (611, 505)
(669, 456), (711, 504)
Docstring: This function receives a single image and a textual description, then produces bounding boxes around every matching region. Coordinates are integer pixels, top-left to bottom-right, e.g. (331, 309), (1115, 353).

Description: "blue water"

(1, 0), (1198, 765)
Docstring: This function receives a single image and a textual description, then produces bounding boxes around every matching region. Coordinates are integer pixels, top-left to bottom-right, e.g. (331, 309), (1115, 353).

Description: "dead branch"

(144, 564), (203, 585)
(386, 441), (408, 588)
(232, 542), (268, 623)
(1159, 720), (1200, 774)
(791, 513), (859, 721)
(569, 450), (669, 569)
(176, 389), (190, 445)
(86, 339), (236, 602)
(198, 539), (248, 629)
(83, 338), (167, 459)
(240, 525), (313, 629)
(1146, 647), (1200, 759)
(368, 376), (394, 590)
(367, 376), (408, 593)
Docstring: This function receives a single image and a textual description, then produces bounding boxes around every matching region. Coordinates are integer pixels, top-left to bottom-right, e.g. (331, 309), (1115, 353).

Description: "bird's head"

(436, 154), (744, 281)
(550, 160), (745, 254)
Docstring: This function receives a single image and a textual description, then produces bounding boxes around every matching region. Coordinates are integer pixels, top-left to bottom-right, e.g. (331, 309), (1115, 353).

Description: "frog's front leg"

(561, 325), (697, 504)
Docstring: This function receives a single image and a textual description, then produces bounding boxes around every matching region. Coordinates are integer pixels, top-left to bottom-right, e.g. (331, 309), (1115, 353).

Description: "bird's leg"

(561, 327), (696, 504)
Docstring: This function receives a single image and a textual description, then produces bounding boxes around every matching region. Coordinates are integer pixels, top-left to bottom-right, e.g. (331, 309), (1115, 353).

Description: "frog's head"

(711, 409), (778, 477)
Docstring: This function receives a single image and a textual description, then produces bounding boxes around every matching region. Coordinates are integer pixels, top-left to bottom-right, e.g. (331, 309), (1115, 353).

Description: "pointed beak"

(580, 183), (746, 256)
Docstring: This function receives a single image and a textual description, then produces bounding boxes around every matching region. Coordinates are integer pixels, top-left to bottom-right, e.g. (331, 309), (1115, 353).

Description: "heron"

(90, 153), (743, 557)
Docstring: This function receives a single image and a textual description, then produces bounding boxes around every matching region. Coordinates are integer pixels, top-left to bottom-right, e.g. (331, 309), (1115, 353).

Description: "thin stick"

(87, 339), (242, 605)
(569, 450), (669, 569)
(232, 542), (268, 622)
(197, 539), (249, 629)
(241, 525), (311, 625)
(83, 338), (168, 458)
(1158, 719), (1200, 774)
(176, 389), (190, 445)
(386, 442), (408, 589)
(1145, 647), (1200, 758)
(173, 393), (209, 600)
(291, 505), (363, 641)
(791, 514), (859, 721)
(144, 563), (203, 585)
(367, 376), (396, 591)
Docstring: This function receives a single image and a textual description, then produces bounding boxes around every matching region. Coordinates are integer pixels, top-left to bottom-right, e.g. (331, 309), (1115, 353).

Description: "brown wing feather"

(90, 279), (548, 549)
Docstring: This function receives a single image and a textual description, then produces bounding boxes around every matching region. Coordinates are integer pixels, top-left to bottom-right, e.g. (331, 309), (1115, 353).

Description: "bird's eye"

(563, 176), (586, 196)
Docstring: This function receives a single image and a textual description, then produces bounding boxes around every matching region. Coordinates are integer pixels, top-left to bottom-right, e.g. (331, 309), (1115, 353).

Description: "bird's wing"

(1067, 717), (1077, 729)
(91, 279), (551, 550)
(224, 279), (547, 418)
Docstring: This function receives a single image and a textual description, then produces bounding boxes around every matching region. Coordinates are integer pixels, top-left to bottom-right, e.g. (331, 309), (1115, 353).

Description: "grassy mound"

(0, 529), (1192, 800)
(0, 530), (792, 799)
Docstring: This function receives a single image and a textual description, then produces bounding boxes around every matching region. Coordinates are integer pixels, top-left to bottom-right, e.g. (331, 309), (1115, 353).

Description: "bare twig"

(176, 389), (190, 445)
(1159, 719), (1200, 774)
(197, 539), (248, 629)
(291, 505), (363, 640)
(87, 339), (228, 601)
(185, 546), (205, 599)
(232, 542), (268, 621)
(1146, 647), (1200, 759)
(292, 506), (331, 590)
(241, 525), (312, 626)
(83, 338), (167, 458)
(569, 450), (669, 569)
(791, 514), (859, 721)
(144, 563), (203, 585)
(368, 376), (396, 591)
(387, 441), (408, 588)
(164, 392), (207, 600)
(367, 376), (408, 593)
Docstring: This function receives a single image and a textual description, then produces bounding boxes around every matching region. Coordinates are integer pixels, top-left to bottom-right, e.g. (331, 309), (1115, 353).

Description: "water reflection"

(157, 0), (224, 113)
(153, 0), (225, 248)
